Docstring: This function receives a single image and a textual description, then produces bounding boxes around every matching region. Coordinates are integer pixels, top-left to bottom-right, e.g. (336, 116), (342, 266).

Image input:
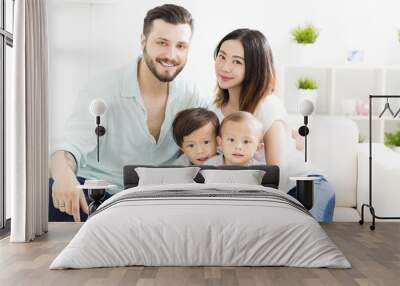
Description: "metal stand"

(87, 188), (106, 215)
(359, 95), (400, 230)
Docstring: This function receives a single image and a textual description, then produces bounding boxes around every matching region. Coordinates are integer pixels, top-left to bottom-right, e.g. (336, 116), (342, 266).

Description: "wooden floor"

(0, 222), (399, 286)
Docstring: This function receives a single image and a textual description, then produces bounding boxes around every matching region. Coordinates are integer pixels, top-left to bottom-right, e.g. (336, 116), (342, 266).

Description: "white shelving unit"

(282, 65), (400, 143)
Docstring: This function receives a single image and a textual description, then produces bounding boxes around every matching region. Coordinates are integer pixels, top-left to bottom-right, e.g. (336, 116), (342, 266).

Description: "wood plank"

(0, 222), (399, 286)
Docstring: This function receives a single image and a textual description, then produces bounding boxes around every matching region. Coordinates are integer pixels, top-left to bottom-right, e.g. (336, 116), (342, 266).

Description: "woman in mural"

(208, 29), (335, 222)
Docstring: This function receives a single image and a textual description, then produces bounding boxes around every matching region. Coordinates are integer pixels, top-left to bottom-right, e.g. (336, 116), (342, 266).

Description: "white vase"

(296, 43), (317, 65)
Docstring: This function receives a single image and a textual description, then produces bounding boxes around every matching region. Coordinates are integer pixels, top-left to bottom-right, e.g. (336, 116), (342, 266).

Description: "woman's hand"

(291, 129), (305, 151)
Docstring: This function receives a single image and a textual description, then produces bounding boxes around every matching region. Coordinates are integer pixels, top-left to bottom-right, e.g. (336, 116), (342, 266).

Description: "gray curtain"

(9, 0), (48, 242)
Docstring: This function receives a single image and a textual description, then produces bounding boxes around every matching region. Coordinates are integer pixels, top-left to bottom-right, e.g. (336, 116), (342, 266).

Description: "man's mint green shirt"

(52, 60), (209, 193)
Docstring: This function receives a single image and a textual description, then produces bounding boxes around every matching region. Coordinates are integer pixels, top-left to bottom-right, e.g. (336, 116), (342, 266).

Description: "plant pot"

(296, 43), (317, 65)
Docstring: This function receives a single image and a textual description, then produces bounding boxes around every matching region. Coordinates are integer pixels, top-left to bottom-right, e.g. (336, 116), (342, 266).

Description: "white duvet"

(50, 183), (351, 269)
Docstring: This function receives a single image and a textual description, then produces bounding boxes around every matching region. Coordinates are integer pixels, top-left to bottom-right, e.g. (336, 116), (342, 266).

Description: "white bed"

(50, 183), (350, 269)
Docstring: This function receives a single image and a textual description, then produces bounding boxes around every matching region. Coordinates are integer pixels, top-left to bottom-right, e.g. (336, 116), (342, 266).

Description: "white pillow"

(200, 169), (266, 185)
(135, 167), (200, 186)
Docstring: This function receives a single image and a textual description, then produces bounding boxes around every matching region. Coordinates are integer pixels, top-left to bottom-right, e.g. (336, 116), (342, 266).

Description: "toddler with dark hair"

(172, 108), (220, 165)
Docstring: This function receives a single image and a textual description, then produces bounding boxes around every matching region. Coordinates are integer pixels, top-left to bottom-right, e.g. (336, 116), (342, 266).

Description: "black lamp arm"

(298, 116), (310, 162)
(94, 116), (106, 162)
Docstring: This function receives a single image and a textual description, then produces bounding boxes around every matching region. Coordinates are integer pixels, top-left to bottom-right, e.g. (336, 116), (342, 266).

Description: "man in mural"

(49, 4), (207, 222)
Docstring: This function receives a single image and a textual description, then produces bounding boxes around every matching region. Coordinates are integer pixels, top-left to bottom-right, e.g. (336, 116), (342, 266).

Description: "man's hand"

(52, 173), (88, 222)
(50, 151), (88, 222)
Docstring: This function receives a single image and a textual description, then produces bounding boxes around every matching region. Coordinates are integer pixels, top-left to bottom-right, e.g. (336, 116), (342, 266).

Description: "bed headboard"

(123, 165), (280, 189)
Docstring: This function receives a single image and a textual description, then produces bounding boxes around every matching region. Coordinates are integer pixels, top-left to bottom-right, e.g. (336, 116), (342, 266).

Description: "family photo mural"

(48, 2), (335, 224)
(47, 1), (400, 225)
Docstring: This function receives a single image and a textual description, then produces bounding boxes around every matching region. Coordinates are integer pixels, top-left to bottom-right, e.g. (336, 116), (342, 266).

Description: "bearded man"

(49, 4), (207, 222)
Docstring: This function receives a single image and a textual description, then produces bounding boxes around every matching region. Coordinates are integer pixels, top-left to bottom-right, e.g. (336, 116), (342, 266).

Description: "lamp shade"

(299, 99), (315, 116)
(89, 98), (107, 117)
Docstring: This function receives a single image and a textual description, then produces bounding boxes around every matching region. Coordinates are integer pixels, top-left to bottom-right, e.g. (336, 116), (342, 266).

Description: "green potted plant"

(297, 77), (318, 108)
(384, 131), (400, 153)
(291, 24), (319, 44)
(291, 24), (320, 64)
(297, 77), (318, 89)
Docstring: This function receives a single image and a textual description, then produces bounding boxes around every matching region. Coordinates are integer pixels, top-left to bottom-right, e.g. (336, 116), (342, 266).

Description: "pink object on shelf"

(356, 100), (369, 116)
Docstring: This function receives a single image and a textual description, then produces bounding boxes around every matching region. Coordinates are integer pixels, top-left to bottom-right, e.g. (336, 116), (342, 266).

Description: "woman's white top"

(208, 94), (319, 191)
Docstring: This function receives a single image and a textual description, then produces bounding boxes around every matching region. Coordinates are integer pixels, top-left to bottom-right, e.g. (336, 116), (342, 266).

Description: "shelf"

(282, 66), (400, 143)
(347, 115), (400, 121)
(283, 64), (400, 70)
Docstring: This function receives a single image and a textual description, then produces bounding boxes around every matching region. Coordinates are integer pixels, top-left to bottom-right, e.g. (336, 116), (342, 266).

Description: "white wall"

(48, 0), (400, 146)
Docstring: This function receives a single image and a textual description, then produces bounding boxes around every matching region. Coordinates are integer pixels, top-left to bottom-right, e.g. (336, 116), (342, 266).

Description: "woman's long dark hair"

(214, 29), (276, 113)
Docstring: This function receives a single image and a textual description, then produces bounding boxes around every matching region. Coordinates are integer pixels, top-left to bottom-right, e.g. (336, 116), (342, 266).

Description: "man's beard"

(143, 47), (185, 82)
